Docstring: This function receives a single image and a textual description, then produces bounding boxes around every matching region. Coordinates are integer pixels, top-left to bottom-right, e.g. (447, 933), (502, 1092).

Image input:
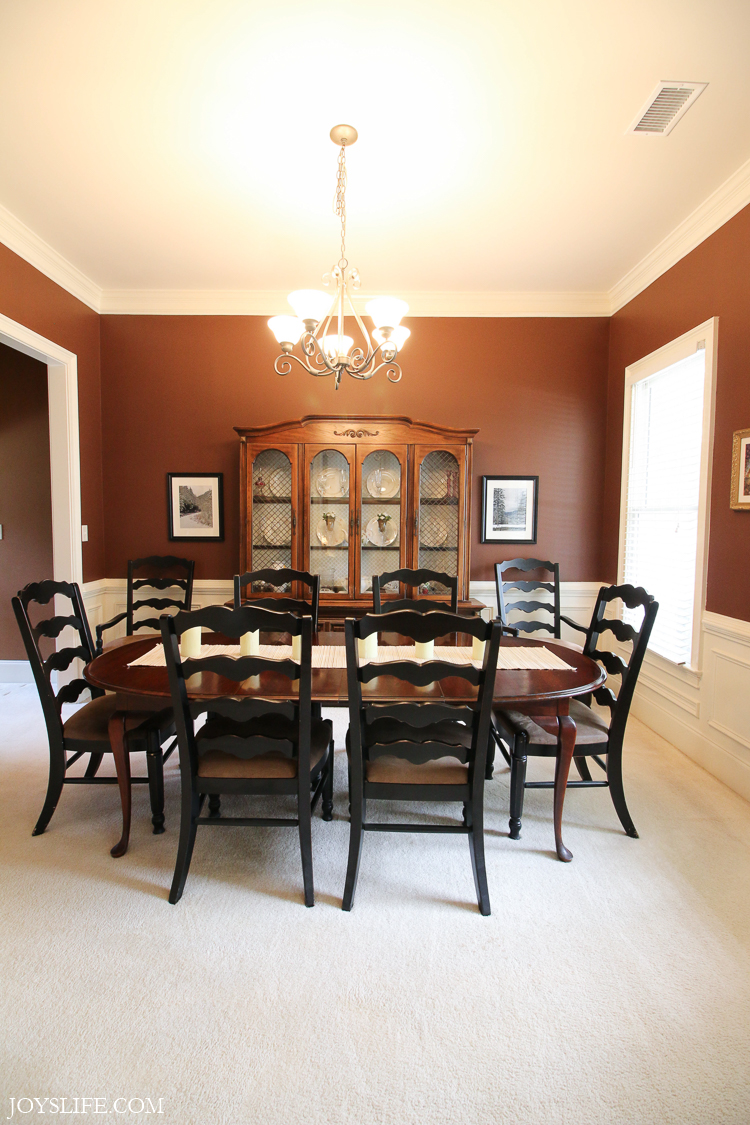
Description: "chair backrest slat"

(162, 605), (313, 777)
(580, 583), (658, 737)
(12, 582), (101, 755)
(372, 568), (458, 614)
(234, 569), (320, 630)
(495, 559), (561, 639)
(127, 556), (194, 636)
(345, 610), (501, 776)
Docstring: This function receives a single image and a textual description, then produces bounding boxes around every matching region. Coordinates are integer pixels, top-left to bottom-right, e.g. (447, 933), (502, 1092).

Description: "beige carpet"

(1, 683), (749, 1124)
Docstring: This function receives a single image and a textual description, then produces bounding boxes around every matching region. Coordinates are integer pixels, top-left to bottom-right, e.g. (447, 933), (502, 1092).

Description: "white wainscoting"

(0, 579), (600, 681)
(632, 611), (750, 804)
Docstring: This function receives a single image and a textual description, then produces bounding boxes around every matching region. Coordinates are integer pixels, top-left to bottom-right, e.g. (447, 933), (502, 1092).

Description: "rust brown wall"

(0, 344), (54, 659)
(604, 202), (750, 623)
(100, 314), (610, 582)
(0, 244), (104, 579)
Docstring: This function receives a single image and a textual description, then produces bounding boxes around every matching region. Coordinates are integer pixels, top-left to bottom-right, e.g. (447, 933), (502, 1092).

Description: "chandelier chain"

(334, 145), (347, 269)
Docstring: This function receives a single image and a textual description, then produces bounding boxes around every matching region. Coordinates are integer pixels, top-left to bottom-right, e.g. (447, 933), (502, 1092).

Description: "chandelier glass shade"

(268, 125), (409, 390)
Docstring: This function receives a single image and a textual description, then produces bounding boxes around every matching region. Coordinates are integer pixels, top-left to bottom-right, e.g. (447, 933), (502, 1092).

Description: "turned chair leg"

(322, 742), (334, 821)
(146, 739), (166, 834)
(207, 794), (221, 818)
(508, 743), (528, 840)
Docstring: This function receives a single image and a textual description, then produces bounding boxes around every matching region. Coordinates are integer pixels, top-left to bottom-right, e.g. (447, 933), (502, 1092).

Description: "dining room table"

(84, 629), (606, 862)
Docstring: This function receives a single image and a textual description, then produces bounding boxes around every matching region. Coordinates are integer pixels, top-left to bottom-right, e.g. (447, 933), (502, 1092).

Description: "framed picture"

(167, 473), (224, 541)
(480, 476), (538, 544)
(730, 428), (750, 510)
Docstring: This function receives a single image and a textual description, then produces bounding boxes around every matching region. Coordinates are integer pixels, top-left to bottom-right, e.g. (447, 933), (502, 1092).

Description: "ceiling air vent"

(626, 81), (708, 136)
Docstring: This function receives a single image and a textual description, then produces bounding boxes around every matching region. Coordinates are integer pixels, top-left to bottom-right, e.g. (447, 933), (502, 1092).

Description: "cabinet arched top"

(235, 415), (478, 445)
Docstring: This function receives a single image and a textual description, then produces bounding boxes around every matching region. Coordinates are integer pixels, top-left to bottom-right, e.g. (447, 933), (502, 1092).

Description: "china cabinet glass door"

(413, 447), (466, 597)
(306, 446), (354, 597)
(250, 447), (296, 592)
(356, 446), (408, 599)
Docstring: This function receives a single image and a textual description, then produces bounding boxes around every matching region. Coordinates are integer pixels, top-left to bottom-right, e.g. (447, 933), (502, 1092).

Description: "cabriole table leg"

(108, 711), (132, 858)
(553, 713), (576, 862)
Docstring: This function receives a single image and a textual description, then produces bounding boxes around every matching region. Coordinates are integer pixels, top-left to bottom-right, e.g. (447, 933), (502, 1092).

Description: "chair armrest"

(95, 611), (128, 655)
(560, 614), (587, 635)
(500, 624), (519, 637)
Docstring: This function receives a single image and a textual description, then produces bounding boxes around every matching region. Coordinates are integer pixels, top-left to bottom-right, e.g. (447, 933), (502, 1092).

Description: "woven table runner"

(127, 643), (574, 672)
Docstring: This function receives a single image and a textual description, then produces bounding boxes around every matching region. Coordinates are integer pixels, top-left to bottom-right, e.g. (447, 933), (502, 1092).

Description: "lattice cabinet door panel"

(355, 445), (408, 600)
(245, 444), (300, 583)
(304, 444), (356, 599)
(412, 445), (468, 599)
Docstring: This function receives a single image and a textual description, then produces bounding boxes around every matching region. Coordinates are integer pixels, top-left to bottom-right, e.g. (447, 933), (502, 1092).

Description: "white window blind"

(622, 350), (705, 664)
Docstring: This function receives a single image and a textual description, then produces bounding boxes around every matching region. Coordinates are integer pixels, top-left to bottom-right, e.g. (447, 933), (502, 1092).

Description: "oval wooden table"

(85, 632), (605, 861)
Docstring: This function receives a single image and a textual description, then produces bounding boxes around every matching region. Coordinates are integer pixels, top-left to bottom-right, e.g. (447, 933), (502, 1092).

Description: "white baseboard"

(0, 660), (33, 683)
(631, 609), (750, 805)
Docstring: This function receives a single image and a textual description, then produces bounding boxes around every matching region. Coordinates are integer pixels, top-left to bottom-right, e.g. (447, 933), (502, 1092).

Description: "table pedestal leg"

(108, 712), (131, 858)
(553, 714), (576, 862)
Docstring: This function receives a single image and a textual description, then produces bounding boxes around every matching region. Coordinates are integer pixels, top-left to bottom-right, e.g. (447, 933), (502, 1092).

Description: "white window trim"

(617, 317), (718, 674)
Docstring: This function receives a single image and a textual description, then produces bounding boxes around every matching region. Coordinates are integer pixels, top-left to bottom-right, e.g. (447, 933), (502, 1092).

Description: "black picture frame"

(167, 473), (224, 542)
(480, 476), (538, 544)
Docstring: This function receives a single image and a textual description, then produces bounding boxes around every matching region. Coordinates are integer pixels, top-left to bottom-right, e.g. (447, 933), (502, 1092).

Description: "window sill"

(643, 648), (702, 689)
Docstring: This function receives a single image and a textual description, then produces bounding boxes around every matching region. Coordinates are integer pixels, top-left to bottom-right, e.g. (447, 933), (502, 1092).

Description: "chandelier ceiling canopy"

(268, 125), (409, 390)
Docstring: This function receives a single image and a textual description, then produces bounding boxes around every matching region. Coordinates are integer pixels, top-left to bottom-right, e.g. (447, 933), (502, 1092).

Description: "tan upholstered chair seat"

(63, 694), (167, 743)
(365, 754), (468, 785)
(496, 698), (610, 747)
(348, 718), (471, 785)
(197, 718), (332, 779)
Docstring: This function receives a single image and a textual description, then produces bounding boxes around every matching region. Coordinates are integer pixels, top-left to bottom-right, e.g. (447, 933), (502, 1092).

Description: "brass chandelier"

(268, 125), (409, 390)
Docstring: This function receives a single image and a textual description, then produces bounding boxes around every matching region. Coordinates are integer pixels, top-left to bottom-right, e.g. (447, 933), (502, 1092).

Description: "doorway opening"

(0, 311), (82, 680)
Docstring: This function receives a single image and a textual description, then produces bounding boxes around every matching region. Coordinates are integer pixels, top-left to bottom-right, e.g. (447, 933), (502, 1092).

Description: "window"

(618, 319), (717, 668)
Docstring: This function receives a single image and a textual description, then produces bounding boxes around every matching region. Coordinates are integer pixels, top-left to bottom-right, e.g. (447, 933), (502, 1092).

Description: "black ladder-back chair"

(162, 604), (334, 906)
(494, 558), (587, 641)
(12, 580), (175, 837)
(344, 610), (502, 915)
(95, 555), (195, 655)
(234, 568), (320, 632)
(492, 583), (658, 845)
(372, 568), (459, 614)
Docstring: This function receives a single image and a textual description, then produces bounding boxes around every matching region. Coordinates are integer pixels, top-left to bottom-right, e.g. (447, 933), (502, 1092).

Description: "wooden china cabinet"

(236, 416), (483, 624)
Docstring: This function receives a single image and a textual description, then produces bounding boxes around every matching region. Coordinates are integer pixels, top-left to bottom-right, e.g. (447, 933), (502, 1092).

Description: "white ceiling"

(1, 0), (749, 310)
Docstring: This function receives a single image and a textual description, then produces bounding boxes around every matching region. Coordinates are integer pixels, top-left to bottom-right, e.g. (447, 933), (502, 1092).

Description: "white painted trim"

(2, 156), (750, 319)
(0, 201), (101, 313)
(0, 312), (83, 587)
(98, 288), (612, 318)
(0, 660), (33, 683)
(618, 318), (717, 671)
(631, 609), (750, 804)
(703, 610), (750, 643)
(610, 155), (750, 311)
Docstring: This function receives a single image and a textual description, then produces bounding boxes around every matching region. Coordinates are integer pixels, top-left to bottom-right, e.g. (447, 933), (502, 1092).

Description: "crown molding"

(3, 155), (750, 319)
(98, 287), (611, 317)
(609, 155), (750, 313)
(0, 202), (102, 312)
